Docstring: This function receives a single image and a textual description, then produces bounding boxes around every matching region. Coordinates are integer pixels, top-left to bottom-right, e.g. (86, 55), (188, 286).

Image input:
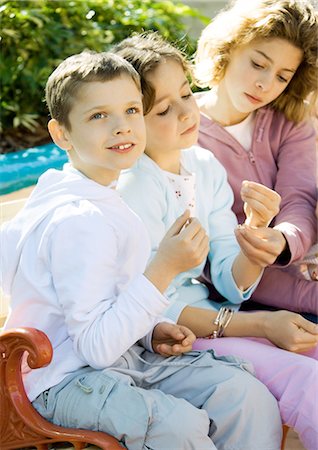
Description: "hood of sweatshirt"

(0, 164), (119, 295)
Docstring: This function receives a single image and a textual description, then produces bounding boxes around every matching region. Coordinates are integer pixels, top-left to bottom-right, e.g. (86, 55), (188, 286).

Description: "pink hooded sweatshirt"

(197, 104), (318, 313)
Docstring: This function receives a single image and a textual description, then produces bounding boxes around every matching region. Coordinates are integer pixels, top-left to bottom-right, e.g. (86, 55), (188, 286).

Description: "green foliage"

(0, 0), (208, 134)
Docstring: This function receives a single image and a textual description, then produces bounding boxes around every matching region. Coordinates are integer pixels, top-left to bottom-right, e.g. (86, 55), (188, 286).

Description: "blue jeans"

(33, 346), (282, 450)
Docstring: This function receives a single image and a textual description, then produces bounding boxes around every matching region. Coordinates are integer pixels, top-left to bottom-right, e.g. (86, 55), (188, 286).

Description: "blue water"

(0, 143), (68, 195)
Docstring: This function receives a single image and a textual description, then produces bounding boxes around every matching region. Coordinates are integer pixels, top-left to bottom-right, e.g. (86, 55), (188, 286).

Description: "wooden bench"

(0, 326), (289, 449)
(0, 327), (123, 449)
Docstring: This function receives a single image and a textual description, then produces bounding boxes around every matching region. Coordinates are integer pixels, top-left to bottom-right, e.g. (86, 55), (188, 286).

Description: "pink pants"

(193, 337), (318, 450)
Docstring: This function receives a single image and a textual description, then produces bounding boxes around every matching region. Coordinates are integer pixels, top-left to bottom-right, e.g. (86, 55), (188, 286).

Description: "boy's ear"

(48, 119), (73, 151)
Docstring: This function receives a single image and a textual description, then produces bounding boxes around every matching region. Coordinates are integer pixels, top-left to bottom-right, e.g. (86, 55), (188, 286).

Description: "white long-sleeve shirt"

(2, 164), (169, 401)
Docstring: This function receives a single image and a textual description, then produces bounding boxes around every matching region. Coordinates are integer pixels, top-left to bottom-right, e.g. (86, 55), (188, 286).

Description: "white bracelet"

(207, 307), (234, 339)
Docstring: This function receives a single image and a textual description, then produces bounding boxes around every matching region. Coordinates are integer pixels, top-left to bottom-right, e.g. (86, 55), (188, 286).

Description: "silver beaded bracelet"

(207, 307), (234, 339)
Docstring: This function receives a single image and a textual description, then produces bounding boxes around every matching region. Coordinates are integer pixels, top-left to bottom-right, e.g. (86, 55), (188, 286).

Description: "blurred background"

(0, 0), (228, 154)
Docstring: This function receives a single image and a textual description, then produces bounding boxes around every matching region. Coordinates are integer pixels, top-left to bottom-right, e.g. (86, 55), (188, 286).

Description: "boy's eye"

(182, 93), (192, 100)
(91, 112), (107, 120)
(157, 106), (170, 116)
(127, 107), (139, 114)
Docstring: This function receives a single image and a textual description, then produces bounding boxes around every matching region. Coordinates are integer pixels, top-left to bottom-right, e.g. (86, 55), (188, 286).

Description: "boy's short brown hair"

(45, 51), (141, 130)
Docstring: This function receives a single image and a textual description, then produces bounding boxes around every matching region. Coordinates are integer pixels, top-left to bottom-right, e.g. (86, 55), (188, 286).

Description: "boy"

(1, 51), (282, 449)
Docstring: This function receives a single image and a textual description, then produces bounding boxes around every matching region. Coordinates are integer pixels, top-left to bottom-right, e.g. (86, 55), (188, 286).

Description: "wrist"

(206, 307), (234, 339)
(277, 230), (287, 250)
(273, 231), (290, 265)
(259, 311), (273, 340)
(144, 257), (177, 293)
(227, 310), (269, 338)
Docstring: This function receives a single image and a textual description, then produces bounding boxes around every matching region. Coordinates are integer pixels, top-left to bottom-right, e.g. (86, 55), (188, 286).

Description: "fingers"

(241, 181), (281, 206)
(264, 310), (318, 352)
(197, 234), (210, 262)
(294, 328), (318, 345)
(166, 214), (206, 242)
(156, 342), (193, 357)
(237, 226), (285, 249)
(192, 228), (209, 253)
(290, 341), (318, 353)
(163, 324), (196, 345)
(281, 313), (318, 351)
(165, 210), (190, 237)
(179, 217), (204, 239)
(235, 226), (281, 266)
(286, 330), (318, 352)
(294, 315), (318, 336)
(244, 198), (278, 225)
(164, 323), (186, 341)
(178, 325), (197, 346)
(155, 214), (209, 277)
(241, 181), (281, 226)
(154, 324), (196, 356)
(178, 219), (209, 265)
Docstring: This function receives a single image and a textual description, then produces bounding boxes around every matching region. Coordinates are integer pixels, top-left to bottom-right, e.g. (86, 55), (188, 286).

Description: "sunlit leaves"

(0, 0), (208, 134)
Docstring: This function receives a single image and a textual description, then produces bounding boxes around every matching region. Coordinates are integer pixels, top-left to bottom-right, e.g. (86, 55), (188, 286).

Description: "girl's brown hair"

(194, 0), (318, 122)
(112, 32), (190, 115)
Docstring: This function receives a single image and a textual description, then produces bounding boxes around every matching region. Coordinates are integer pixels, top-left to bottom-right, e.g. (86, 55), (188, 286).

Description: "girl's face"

(219, 37), (303, 121)
(144, 59), (200, 169)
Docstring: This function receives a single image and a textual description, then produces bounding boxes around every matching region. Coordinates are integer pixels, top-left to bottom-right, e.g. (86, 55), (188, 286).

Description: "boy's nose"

(112, 120), (131, 135)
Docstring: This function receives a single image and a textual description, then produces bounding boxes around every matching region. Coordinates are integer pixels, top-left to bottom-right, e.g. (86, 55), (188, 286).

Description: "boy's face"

(51, 75), (146, 186)
(144, 60), (200, 165)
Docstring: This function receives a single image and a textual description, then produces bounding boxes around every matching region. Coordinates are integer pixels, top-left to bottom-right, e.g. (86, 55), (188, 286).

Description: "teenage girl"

(194, 0), (318, 316)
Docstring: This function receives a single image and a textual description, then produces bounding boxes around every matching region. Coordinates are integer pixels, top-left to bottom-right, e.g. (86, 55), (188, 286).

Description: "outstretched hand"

(241, 180), (281, 228)
(235, 224), (286, 267)
(152, 322), (196, 357)
(263, 310), (318, 352)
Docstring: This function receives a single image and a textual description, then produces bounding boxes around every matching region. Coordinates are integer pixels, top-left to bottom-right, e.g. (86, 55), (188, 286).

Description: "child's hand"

(263, 310), (318, 352)
(241, 181), (281, 228)
(152, 322), (196, 356)
(144, 211), (209, 293)
(156, 210), (209, 275)
(235, 224), (286, 267)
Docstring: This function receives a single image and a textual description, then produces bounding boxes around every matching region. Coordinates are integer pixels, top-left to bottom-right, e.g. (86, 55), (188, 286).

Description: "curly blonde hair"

(194, 0), (318, 122)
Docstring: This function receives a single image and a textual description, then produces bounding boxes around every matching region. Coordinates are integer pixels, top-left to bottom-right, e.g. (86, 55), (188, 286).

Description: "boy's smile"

(50, 75), (146, 186)
(108, 143), (136, 153)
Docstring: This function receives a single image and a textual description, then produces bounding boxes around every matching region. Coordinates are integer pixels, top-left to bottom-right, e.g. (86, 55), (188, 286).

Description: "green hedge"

(0, 0), (208, 134)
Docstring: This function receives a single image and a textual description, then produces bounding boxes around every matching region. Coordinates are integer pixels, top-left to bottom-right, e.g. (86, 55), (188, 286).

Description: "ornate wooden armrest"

(0, 327), (290, 450)
(281, 425), (289, 450)
(0, 327), (122, 449)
